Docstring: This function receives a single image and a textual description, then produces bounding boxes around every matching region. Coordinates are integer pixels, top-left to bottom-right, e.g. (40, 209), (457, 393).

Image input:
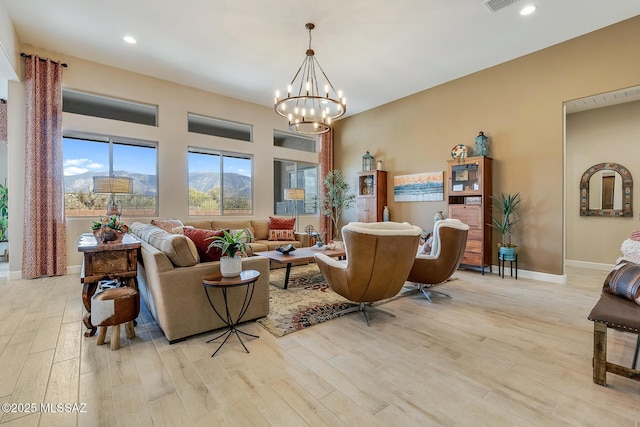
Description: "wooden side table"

(202, 270), (260, 357)
(77, 233), (141, 337)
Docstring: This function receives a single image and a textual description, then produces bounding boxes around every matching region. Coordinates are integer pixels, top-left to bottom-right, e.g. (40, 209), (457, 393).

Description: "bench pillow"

(605, 261), (640, 305)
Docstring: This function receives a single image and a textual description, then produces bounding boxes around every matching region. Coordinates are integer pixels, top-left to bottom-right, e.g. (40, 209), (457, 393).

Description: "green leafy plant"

(92, 215), (129, 233)
(206, 229), (248, 258)
(318, 169), (356, 240)
(492, 192), (522, 248)
(0, 183), (8, 242)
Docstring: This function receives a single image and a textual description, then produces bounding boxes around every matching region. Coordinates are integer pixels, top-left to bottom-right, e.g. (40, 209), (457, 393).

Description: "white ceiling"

(2, 0), (640, 116)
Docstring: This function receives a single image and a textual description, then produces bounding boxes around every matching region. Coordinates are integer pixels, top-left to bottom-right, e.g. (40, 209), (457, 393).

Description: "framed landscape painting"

(393, 171), (444, 202)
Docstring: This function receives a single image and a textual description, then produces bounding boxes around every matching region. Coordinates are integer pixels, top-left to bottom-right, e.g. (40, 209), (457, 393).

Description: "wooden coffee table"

(254, 247), (346, 289)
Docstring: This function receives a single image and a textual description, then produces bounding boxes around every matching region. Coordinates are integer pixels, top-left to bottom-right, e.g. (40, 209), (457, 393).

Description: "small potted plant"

(92, 215), (129, 243)
(207, 229), (248, 277)
(492, 192), (522, 260)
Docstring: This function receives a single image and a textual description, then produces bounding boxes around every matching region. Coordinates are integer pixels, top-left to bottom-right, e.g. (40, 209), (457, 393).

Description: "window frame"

(273, 159), (319, 216)
(63, 131), (159, 217)
(188, 147), (254, 216)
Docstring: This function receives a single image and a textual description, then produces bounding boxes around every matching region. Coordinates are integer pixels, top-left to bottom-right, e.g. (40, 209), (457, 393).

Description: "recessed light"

(123, 35), (137, 44)
(520, 5), (536, 15)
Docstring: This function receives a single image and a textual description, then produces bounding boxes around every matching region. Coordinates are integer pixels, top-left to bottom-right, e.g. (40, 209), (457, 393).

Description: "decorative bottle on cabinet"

(356, 170), (387, 222)
(383, 206), (390, 222)
(447, 156), (493, 274)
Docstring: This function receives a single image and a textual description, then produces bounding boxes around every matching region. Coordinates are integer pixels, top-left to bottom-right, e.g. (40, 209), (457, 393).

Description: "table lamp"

(93, 176), (133, 217)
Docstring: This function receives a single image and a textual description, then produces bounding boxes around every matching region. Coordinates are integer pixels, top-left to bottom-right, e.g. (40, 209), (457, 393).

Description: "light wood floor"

(0, 266), (639, 426)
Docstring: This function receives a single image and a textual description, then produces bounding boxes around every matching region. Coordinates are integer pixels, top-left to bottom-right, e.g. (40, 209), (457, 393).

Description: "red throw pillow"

(183, 228), (225, 262)
(269, 216), (296, 230)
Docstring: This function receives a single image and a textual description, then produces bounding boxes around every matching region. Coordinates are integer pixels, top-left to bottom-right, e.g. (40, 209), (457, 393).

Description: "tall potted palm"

(318, 169), (356, 243)
(492, 192), (522, 260)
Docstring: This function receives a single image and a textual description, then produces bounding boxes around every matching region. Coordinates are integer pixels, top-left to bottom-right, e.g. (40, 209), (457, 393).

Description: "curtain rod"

(20, 52), (68, 68)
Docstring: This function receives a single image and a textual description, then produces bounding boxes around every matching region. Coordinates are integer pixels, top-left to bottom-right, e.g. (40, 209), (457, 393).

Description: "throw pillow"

(268, 229), (295, 241)
(183, 228), (225, 262)
(268, 216), (296, 230)
(151, 218), (184, 233)
(605, 261), (640, 305)
(171, 225), (194, 234)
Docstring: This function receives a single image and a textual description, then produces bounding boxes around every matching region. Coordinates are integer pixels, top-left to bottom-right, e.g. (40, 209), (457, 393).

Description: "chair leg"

(96, 326), (107, 346)
(633, 335), (640, 370)
(334, 303), (396, 326)
(111, 324), (121, 351)
(125, 321), (136, 339)
(420, 285), (450, 303)
(593, 321), (607, 386)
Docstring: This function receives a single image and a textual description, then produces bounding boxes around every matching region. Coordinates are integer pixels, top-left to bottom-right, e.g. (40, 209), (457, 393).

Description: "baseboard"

(487, 264), (567, 284)
(565, 259), (615, 271)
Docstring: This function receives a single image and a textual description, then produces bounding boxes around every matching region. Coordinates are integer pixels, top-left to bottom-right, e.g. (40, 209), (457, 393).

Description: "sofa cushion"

(183, 228), (225, 262)
(183, 220), (213, 230)
(230, 227), (254, 243)
(251, 220), (269, 240)
(151, 218), (184, 233)
(212, 220), (252, 230)
(269, 216), (296, 230)
(130, 222), (199, 267)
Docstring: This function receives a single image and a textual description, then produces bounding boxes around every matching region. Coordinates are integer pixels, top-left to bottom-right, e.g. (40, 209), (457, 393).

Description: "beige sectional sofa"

(182, 219), (305, 252)
(129, 221), (272, 343)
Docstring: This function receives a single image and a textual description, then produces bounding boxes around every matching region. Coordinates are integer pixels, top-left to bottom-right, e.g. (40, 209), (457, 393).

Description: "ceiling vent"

(483, 0), (520, 13)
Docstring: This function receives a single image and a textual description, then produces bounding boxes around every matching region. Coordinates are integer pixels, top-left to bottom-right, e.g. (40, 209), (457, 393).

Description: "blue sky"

(63, 138), (251, 177)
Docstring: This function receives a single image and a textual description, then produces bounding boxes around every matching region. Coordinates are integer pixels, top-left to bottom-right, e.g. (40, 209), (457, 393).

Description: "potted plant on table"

(492, 192), (522, 260)
(318, 169), (356, 246)
(207, 229), (248, 277)
(91, 215), (129, 243)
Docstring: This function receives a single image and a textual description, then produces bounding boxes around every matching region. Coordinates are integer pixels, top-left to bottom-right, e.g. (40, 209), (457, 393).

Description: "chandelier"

(274, 23), (346, 135)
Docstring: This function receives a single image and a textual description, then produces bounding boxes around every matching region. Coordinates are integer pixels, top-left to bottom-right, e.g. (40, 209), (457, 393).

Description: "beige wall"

(566, 100), (640, 266)
(334, 16), (640, 276)
(7, 45), (320, 275)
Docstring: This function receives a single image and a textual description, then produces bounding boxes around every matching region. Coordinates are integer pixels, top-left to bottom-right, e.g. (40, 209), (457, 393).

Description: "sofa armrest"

(296, 232), (311, 247)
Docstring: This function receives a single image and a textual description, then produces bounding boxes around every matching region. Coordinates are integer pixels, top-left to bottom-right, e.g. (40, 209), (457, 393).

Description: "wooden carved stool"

(91, 287), (140, 350)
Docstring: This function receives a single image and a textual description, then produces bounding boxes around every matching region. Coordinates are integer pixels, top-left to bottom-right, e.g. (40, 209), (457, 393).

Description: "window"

(274, 160), (318, 215)
(188, 148), (253, 215)
(63, 134), (158, 216)
(188, 113), (252, 142)
(273, 130), (317, 153)
(63, 89), (158, 126)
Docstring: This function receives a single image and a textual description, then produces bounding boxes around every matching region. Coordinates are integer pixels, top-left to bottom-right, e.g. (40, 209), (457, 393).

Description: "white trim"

(479, 264), (568, 284)
(565, 259), (614, 272)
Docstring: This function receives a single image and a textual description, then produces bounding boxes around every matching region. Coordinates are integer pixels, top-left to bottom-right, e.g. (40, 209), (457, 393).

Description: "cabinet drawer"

(461, 252), (483, 266)
(464, 239), (483, 254)
(449, 205), (481, 228)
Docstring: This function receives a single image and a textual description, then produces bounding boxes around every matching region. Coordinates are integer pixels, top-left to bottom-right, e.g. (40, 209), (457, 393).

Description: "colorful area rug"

(256, 264), (411, 337)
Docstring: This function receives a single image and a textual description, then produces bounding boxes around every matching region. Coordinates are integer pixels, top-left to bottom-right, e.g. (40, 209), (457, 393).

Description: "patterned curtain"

(23, 55), (67, 278)
(319, 130), (334, 241)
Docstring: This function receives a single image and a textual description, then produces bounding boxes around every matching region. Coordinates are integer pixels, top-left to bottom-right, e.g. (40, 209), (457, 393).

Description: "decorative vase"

(383, 206), (390, 222)
(499, 246), (516, 261)
(220, 255), (242, 277)
(333, 240), (344, 250)
(434, 211), (445, 223)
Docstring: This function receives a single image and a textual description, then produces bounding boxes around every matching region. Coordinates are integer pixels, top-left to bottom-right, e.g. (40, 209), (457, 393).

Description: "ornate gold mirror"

(580, 162), (632, 217)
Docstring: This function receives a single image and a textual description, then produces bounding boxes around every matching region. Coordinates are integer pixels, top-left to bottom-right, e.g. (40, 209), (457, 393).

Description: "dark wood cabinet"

(356, 171), (387, 222)
(447, 156), (492, 273)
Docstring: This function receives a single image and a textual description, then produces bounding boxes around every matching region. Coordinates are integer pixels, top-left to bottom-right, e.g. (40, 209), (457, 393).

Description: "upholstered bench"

(588, 262), (640, 386)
